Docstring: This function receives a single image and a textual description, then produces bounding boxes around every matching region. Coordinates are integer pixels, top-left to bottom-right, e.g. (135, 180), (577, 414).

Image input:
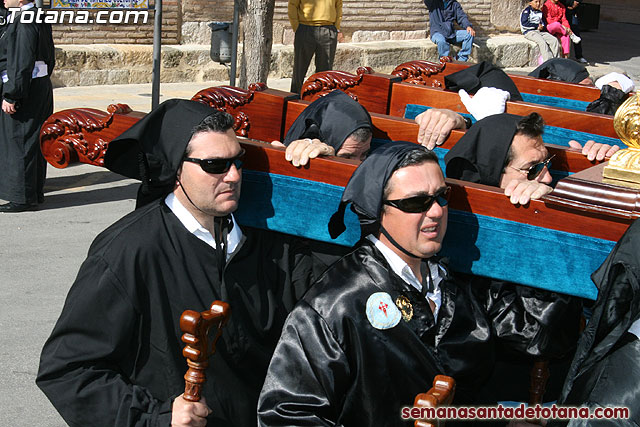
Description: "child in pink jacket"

(543, 0), (580, 58)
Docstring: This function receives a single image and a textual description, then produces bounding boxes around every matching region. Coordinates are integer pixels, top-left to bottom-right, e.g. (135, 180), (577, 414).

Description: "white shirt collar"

(629, 318), (640, 339)
(21, 2), (35, 10)
(165, 192), (242, 258)
(366, 234), (442, 319)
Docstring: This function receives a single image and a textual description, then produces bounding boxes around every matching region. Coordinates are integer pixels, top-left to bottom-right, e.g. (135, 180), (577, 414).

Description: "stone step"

(51, 35), (541, 87)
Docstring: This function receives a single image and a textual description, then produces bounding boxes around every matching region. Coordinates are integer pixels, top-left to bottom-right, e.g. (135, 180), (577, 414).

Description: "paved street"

(1, 22), (639, 426)
(0, 77), (292, 426)
(0, 163), (138, 426)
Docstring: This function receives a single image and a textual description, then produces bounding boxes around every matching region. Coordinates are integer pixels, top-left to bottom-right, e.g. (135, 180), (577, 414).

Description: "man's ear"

(174, 166), (183, 188)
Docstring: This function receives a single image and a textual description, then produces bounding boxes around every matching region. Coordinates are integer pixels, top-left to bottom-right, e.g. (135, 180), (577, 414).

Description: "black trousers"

(290, 24), (338, 94)
(567, 7), (583, 59)
(0, 76), (52, 204)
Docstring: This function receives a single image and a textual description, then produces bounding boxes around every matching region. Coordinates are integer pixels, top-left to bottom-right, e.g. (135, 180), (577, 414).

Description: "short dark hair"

(184, 110), (235, 156)
(382, 146), (439, 201)
(348, 126), (372, 144)
(504, 112), (545, 167)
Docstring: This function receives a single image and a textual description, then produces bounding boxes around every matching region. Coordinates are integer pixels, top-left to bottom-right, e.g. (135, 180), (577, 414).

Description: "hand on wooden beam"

(503, 179), (554, 206)
(415, 108), (467, 150)
(272, 138), (336, 167)
(568, 139), (620, 162)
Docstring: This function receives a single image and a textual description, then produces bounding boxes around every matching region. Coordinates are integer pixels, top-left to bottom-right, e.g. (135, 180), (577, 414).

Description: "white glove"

(458, 87), (510, 121)
(595, 72), (635, 94)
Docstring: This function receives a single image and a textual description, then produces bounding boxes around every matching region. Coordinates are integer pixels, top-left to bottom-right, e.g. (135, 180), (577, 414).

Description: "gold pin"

(395, 295), (413, 322)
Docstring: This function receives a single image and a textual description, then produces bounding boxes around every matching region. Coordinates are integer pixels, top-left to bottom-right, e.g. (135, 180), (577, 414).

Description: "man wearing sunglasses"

(258, 142), (561, 425)
(37, 100), (331, 427)
(444, 112), (584, 405)
(446, 112), (557, 205)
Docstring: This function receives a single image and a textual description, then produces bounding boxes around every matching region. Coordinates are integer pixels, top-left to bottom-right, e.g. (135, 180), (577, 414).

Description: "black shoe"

(38, 194), (44, 204)
(0, 202), (38, 213)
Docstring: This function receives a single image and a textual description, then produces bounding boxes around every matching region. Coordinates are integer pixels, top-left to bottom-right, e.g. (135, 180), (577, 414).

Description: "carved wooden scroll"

(191, 83), (267, 137)
(40, 104), (141, 169)
(299, 67), (400, 115)
(413, 375), (456, 427)
(180, 300), (231, 402)
(190, 83), (296, 142)
(300, 66), (373, 101)
(391, 60), (446, 87)
(391, 59), (607, 102)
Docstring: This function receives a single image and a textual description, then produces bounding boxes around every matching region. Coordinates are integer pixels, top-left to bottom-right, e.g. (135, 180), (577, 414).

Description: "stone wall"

(50, 35), (542, 87)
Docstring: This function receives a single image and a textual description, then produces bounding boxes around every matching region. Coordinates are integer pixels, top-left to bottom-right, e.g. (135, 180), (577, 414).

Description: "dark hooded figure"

(444, 113), (522, 186)
(444, 113), (583, 403)
(283, 89), (372, 155)
(258, 142), (572, 426)
(0, 0), (55, 212)
(549, 219), (640, 427)
(528, 57), (591, 84)
(37, 99), (329, 427)
(105, 99), (214, 208)
(444, 61), (523, 102)
(586, 84), (628, 116)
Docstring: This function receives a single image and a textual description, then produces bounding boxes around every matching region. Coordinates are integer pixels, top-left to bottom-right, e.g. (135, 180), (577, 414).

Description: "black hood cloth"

(283, 89), (372, 151)
(328, 141), (431, 239)
(528, 58), (590, 84)
(104, 99), (217, 206)
(444, 113), (522, 187)
(444, 61), (523, 102)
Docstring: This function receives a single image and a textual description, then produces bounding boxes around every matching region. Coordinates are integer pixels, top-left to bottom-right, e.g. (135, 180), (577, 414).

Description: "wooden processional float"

(39, 67), (640, 423)
(39, 72), (639, 301)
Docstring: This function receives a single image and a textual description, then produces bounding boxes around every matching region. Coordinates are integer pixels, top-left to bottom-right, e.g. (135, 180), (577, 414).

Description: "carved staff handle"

(180, 300), (231, 402)
(414, 375), (456, 427)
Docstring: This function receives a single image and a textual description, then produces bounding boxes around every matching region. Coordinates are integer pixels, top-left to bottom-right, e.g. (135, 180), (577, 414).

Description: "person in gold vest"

(288, 0), (343, 94)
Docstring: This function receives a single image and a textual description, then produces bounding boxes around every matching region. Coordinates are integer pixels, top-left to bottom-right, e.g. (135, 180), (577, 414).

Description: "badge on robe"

(366, 292), (401, 330)
(395, 295), (413, 322)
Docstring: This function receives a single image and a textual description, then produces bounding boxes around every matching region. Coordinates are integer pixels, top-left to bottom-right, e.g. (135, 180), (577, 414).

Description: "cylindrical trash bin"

(209, 22), (232, 63)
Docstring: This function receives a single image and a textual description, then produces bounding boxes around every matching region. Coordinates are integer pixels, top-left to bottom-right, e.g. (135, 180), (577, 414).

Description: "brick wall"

(53, 0), (513, 45)
(183, 0), (232, 23)
(52, 0), (180, 44)
(273, 0), (500, 43)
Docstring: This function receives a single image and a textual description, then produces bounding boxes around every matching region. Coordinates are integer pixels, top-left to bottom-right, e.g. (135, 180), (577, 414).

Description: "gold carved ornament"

(603, 90), (640, 186)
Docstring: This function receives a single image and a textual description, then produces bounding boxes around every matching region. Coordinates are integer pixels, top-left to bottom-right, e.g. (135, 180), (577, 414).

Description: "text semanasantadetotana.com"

(401, 403), (630, 421)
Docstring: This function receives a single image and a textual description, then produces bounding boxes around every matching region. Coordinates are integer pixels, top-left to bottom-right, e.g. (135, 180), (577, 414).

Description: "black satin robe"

(550, 219), (640, 427)
(0, 8), (54, 204)
(36, 199), (330, 427)
(258, 240), (577, 426)
(586, 84), (628, 116)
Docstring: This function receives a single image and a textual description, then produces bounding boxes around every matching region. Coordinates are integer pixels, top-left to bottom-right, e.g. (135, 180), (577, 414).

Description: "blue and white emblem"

(366, 292), (401, 330)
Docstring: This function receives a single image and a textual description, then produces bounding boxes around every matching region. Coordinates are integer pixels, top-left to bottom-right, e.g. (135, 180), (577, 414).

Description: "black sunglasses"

(510, 154), (555, 181)
(384, 187), (451, 213)
(183, 149), (245, 174)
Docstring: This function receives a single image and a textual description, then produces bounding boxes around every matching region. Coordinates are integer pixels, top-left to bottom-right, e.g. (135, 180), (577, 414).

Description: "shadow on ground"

(581, 21), (640, 64)
(39, 182), (138, 210)
(44, 170), (130, 192)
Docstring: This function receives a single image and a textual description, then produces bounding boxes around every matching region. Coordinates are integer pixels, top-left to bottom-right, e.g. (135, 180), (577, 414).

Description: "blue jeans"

(431, 30), (474, 61)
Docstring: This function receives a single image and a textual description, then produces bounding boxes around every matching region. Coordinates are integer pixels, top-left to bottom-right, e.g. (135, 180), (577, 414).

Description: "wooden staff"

(414, 375), (456, 427)
(180, 300), (231, 402)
